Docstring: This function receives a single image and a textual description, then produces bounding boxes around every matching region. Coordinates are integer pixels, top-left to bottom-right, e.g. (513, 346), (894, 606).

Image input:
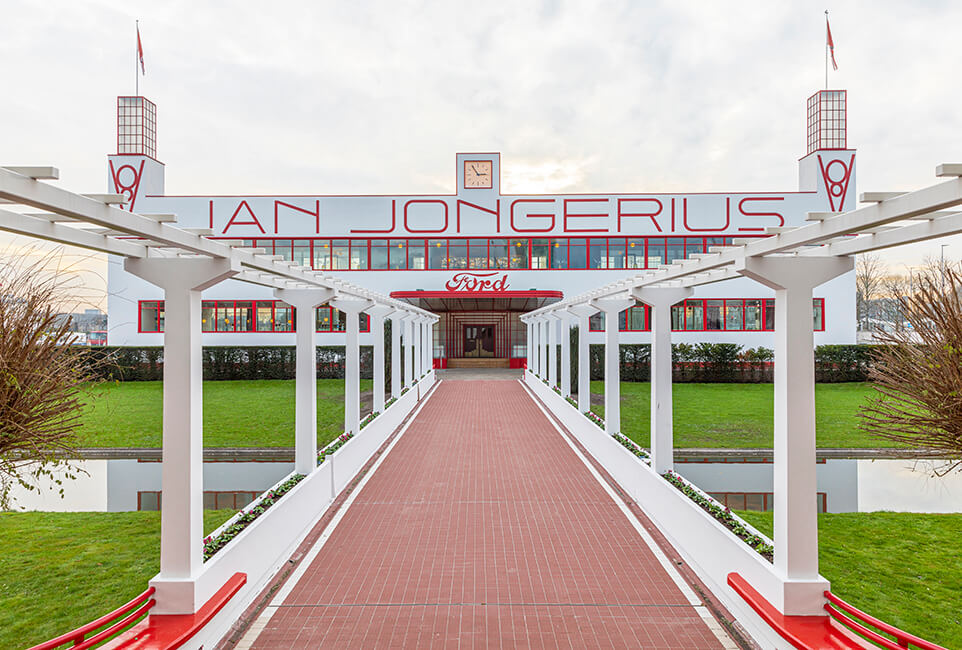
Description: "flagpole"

(824, 10), (828, 90)
(135, 20), (139, 96)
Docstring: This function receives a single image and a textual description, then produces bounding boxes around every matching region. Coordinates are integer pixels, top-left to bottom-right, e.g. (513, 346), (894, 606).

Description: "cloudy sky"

(2, 0), (961, 306)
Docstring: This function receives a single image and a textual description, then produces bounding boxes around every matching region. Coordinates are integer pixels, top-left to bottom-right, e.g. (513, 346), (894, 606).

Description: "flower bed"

(203, 473), (305, 560)
(317, 433), (354, 465)
(401, 386), (409, 395)
(360, 411), (379, 429)
(385, 396), (397, 409)
(662, 470), (774, 562)
(612, 432), (650, 463)
(584, 410), (604, 429)
(551, 384), (561, 395)
(565, 396), (578, 409)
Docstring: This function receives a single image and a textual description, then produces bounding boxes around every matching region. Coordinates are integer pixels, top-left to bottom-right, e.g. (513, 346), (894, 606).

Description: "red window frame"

(588, 298), (826, 333)
(137, 300), (371, 334)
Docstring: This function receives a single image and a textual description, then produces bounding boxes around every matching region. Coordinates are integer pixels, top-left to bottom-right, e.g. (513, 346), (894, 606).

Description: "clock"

(464, 160), (493, 189)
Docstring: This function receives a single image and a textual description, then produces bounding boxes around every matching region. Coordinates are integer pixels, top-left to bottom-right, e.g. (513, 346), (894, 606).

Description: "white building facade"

(107, 90), (856, 363)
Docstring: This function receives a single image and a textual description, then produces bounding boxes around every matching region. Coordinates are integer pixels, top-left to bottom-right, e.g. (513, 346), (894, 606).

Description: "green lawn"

(736, 511), (962, 649)
(588, 382), (896, 448)
(78, 379), (372, 448)
(0, 510), (235, 650)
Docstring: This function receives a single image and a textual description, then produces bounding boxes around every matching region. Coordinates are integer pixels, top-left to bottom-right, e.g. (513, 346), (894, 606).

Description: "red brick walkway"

(246, 381), (730, 648)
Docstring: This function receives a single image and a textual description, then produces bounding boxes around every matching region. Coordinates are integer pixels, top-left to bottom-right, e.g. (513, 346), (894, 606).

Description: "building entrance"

(463, 325), (495, 358)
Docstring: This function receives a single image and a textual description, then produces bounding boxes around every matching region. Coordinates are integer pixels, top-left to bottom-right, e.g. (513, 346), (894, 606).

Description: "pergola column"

(422, 317), (433, 374)
(124, 257), (237, 613)
(737, 254), (853, 614)
(633, 286), (692, 475)
(525, 320), (533, 371)
(389, 312), (403, 398)
(413, 318), (423, 378)
(275, 287), (336, 475)
(590, 297), (635, 436)
(540, 318), (549, 379)
(559, 312), (573, 397)
(547, 313), (559, 388)
(366, 305), (395, 413)
(568, 305), (596, 412)
(531, 318), (542, 377)
(330, 298), (374, 435)
(403, 315), (414, 388)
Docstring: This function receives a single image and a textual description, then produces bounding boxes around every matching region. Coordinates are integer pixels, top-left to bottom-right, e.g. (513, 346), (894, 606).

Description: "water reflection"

(5, 456), (962, 514)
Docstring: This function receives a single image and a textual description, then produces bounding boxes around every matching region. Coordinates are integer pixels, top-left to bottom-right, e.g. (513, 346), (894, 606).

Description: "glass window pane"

(316, 306), (332, 331)
(408, 239), (426, 269)
(609, 238), (626, 269)
(313, 240), (331, 270)
(256, 301), (274, 332)
(745, 299), (762, 330)
(646, 238), (664, 267)
(671, 304), (685, 329)
(589, 239), (607, 269)
(765, 299), (776, 331)
(428, 239), (447, 269)
(275, 304), (294, 332)
(666, 237), (685, 264)
(140, 302), (160, 332)
(531, 239), (549, 269)
(618, 309), (627, 330)
(275, 239), (293, 262)
(201, 301), (215, 332)
(351, 240), (368, 270)
(549, 239), (567, 269)
(468, 239), (488, 269)
(332, 309), (346, 332)
(725, 301), (744, 330)
(813, 298), (823, 330)
(568, 238), (587, 269)
(685, 238), (705, 258)
(216, 302), (234, 332)
(510, 239), (529, 269)
(627, 238), (646, 268)
(489, 239), (509, 269)
(389, 239), (407, 269)
(706, 300), (723, 330)
(370, 239), (388, 270)
(332, 240), (350, 270)
(448, 239), (468, 269)
(360, 313), (370, 331)
(589, 313), (604, 330)
(685, 300), (704, 330)
(745, 493), (766, 511)
(236, 301), (254, 332)
(293, 240), (312, 267)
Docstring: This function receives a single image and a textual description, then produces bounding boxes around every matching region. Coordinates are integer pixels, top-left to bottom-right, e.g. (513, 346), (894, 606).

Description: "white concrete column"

(531, 318), (541, 376)
(633, 286), (692, 475)
(540, 318), (549, 379)
(275, 288), (336, 475)
(423, 318), (433, 375)
(568, 305), (596, 412)
(591, 297), (635, 436)
(124, 257), (237, 614)
(403, 315), (414, 387)
(547, 313), (559, 388)
(737, 255), (853, 615)
(390, 312), (403, 398)
(559, 312), (572, 397)
(413, 318), (423, 379)
(330, 298), (374, 435)
(367, 305), (394, 413)
(525, 320), (533, 371)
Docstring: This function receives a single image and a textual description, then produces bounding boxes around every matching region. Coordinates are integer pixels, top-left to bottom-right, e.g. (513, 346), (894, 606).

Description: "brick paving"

(248, 381), (729, 648)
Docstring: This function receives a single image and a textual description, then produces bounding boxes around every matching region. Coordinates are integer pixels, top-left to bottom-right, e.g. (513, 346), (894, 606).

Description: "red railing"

(29, 587), (155, 650)
(824, 591), (947, 650)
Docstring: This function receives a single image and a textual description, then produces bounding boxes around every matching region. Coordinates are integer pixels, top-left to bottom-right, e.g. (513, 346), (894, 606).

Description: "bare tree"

(855, 253), (887, 331)
(859, 267), (962, 472)
(0, 248), (102, 508)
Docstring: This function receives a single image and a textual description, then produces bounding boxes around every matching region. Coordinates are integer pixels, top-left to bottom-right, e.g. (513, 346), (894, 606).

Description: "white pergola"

(522, 163), (962, 613)
(0, 165), (438, 608)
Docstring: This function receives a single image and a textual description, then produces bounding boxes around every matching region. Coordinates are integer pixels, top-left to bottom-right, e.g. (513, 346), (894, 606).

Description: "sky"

(2, 0), (962, 309)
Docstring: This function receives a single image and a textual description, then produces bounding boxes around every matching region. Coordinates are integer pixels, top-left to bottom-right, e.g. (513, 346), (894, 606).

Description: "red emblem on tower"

(817, 153), (855, 212)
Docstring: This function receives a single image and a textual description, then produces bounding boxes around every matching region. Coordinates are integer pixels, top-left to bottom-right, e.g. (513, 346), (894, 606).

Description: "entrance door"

(463, 325), (495, 358)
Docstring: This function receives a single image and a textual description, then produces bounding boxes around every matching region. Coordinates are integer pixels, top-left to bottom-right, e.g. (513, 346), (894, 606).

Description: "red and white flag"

(137, 24), (145, 74)
(826, 15), (838, 70)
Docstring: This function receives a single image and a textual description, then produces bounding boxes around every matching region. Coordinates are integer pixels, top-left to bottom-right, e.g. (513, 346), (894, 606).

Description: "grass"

(78, 379), (372, 448)
(588, 382), (898, 448)
(0, 510), (235, 650)
(736, 511), (962, 649)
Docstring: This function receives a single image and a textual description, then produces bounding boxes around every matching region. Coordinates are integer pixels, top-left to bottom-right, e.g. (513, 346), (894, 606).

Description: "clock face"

(464, 160), (493, 189)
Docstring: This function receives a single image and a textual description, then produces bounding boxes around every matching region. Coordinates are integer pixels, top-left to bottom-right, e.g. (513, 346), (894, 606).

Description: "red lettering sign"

(444, 272), (510, 292)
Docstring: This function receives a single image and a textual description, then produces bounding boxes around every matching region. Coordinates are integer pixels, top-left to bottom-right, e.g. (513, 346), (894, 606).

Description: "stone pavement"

(242, 380), (734, 648)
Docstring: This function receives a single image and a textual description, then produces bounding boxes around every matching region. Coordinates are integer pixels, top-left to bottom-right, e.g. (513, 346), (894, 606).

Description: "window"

(236, 301), (254, 332)
(428, 240), (447, 269)
(350, 240), (368, 270)
(274, 239), (293, 262)
(314, 240), (332, 270)
(316, 306), (333, 331)
(585, 298), (826, 332)
(216, 302), (234, 332)
(765, 299), (775, 331)
(389, 239), (407, 269)
(609, 238), (626, 269)
(293, 240), (312, 267)
(685, 238), (705, 259)
(626, 238), (646, 268)
(331, 240), (350, 270)
(745, 299), (763, 331)
(549, 239), (567, 269)
(725, 300), (743, 330)
(568, 238), (588, 269)
(468, 239), (488, 269)
(489, 239), (509, 269)
(256, 301), (274, 331)
(684, 300), (704, 330)
(510, 239), (529, 268)
(666, 237), (685, 264)
(371, 239), (389, 270)
(139, 300), (163, 332)
(589, 238), (607, 269)
(275, 303), (294, 332)
(448, 239), (468, 269)
(201, 301), (215, 332)
(531, 239), (549, 269)
(408, 239), (426, 269)
(705, 299), (724, 331)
